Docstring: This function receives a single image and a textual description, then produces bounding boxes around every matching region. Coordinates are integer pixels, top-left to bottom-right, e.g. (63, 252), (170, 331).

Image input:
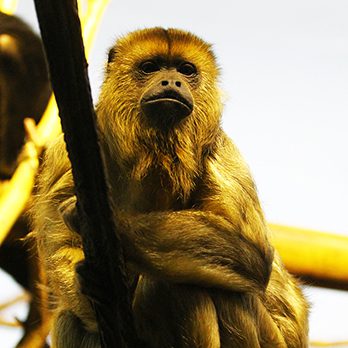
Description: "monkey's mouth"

(145, 97), (191, 110)
(143, 90), (193, 110)
(141, 90), (193, 127)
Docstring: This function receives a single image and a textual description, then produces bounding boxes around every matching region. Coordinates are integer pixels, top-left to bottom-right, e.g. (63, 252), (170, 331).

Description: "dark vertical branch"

(33, 1), (139, 347)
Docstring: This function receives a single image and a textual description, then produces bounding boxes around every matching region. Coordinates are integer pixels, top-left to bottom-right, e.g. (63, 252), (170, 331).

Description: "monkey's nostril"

(175, 81), (181, 87)
(162, 80), (169, 86)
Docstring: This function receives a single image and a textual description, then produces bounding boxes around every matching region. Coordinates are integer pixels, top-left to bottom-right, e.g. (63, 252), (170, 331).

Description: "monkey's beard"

(97, 99), (221, 202)
(130, 127), (199, 201)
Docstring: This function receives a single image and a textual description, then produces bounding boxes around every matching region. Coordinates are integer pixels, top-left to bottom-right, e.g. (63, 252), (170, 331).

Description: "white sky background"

(1, 0), (348, 346)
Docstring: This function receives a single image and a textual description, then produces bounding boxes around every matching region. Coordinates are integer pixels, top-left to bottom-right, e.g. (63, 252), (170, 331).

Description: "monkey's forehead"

(113, 27), (218, 68)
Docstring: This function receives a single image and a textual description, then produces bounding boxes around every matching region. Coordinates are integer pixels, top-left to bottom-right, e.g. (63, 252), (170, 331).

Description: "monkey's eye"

(139, 60), (160, 74)
(178, 63), (197, 76)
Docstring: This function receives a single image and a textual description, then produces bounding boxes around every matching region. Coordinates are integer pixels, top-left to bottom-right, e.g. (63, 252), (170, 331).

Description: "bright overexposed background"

(1, 0), (347, 346)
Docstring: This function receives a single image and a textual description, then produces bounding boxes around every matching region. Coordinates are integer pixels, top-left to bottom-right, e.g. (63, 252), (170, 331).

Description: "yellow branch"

(80, 0), (110, 57)
(0, 319), (21, 328)
(310, 341), (348, 347)
(0, 141), (39, 245)
(270, 224), (348, 285)
(0, 0), (110, 245)
(0, 293), (30, 311)
(0, 0), (17, 14)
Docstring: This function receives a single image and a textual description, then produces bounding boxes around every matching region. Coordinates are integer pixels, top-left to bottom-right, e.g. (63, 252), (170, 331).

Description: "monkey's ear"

(107, 47), (116, 63)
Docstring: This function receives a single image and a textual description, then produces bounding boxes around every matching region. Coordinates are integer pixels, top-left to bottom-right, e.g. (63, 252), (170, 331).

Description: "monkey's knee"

(214, 293), (261, 348)
(51, 311), (100, 348)
(183, 292), (220, 348)
(215, 292), (287, 348)
(257, 298), (287, 348)
(134, 278), (220, 348)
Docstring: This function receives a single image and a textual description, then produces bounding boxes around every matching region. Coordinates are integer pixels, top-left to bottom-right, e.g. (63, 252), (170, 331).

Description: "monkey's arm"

(32, 137), (99, 332)
(53, 133), (272, 294)
(118, 135), (274, 293)
(120, 210), (272, 293)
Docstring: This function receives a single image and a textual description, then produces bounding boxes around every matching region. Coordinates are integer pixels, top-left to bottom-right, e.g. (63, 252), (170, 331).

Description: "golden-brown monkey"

(31, 28), (309, 347)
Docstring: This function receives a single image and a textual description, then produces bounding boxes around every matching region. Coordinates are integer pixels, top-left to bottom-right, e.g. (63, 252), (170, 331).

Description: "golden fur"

(31, 28), (308, 347)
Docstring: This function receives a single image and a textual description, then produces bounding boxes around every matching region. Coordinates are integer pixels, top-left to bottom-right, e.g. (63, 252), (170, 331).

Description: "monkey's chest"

(123, 172), (188, 213)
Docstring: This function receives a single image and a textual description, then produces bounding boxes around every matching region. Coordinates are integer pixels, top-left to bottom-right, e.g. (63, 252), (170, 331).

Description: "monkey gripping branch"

(33, 1), (140, 347)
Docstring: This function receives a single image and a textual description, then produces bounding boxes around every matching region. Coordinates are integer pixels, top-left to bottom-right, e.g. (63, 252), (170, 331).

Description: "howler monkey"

(32, 28), (309, 347)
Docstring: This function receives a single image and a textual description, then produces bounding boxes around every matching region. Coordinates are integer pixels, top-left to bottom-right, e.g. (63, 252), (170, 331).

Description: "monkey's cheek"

(141, 99), (192, 129)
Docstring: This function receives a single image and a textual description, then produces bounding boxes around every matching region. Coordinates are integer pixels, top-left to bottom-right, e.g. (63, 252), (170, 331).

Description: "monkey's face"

(99, 28), (221, 133)
(97, 28), (223, 177)
(139, 60), (194, 129)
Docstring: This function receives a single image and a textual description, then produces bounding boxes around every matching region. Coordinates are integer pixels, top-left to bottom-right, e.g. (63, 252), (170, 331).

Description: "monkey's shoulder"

(202, 131), (254, 184)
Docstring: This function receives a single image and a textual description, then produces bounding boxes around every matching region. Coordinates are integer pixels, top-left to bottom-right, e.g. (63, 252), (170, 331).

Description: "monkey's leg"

(257, 299), (287, 348)
(133, 277), (220, 348)
(214, 292), (286, 348)
(213, 292), (260, 348)
(263, 256), (309, 348)
(51, 310), (100, 348)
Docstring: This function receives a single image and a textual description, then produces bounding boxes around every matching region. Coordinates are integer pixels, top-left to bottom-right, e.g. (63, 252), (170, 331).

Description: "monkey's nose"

(161, 80), (182, 88)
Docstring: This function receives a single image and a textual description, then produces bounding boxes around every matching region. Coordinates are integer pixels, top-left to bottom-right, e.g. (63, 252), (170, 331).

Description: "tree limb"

(33, 1), (140, 346)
